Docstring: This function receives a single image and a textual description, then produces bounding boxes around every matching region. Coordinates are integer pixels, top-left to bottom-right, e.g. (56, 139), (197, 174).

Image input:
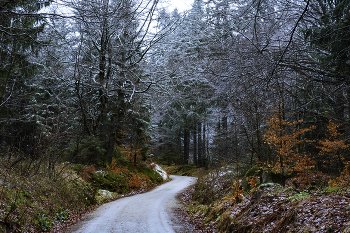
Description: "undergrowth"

(183, 166), (350, 233)
(0, 155), (165, 232)
(163, 164), (199, 177)
(0, 160), (96, 232)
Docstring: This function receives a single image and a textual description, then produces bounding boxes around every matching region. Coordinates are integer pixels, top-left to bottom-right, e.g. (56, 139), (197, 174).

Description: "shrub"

(287, 191), (311, 202)
(0, 161), (98, 232)
(141, 166), (163, 184)
(322, 186), (341, 194)
(55, 207), (69, 222)
(65, 136), (106, 165)
(35, 214), (53, 232)
(81, 165), (96, 180)
(89, 171), (129, 193)
(183, 164), (195, 172)
(226, 178), (245, 203)
(193, 169), (233, 205)
(128, 173), (143, 189)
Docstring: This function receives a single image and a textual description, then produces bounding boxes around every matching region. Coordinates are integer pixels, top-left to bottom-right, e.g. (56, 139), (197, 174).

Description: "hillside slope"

(177, 172), (350, 232)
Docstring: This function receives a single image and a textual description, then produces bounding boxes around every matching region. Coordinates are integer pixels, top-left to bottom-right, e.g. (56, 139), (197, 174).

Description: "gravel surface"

(68, 175), (197, 233)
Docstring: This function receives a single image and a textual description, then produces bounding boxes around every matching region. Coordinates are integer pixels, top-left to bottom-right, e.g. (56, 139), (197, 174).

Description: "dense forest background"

(1, 0), (350, 183)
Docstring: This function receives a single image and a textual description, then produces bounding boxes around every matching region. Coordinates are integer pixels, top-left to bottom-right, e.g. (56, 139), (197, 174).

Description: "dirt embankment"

(176, 183), (350, 233)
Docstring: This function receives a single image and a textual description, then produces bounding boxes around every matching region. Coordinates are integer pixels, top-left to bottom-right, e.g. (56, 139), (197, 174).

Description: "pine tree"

(304, 0), (350, 80)
(0, 0), (52, 152)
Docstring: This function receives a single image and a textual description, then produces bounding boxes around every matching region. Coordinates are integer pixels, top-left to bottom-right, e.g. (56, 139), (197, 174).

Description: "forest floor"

(175, 174), (350, 232)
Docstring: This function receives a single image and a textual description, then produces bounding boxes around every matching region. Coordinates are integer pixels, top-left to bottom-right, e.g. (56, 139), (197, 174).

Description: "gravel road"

(68, 175), (197, 233)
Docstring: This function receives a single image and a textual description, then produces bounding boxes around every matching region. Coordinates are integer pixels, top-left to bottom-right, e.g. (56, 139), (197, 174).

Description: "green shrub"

(73, 164), (84, 173)
(322, 186), (341, 194)
(117, 156), (130, 167)
(89, 171), (129, 193)
(55, 207), (69, 222)
(35, 214), (53, 232)
(65, 136), (106, 164)
(169, 165), (181, 174)
(141, 167), (163, 183)
(183, 164), (195, 172)
(287, 191), (311, 202)
(112, 146), (129, 167)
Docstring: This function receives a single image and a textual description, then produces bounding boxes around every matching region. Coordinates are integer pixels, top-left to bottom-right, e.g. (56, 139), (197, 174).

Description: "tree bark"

(184, 128), (190, 164)
(198, 123), (202, 167)
(193, 124), (197, 166)
(203, 123), (206, 167)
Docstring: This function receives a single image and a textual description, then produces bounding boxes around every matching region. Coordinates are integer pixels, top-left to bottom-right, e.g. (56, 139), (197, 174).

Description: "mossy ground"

(161, 164), (201, 177)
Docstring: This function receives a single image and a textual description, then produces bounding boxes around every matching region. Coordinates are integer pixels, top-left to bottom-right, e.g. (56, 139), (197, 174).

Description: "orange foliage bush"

(262, 113), (349, 189)
(146, 158), (153, 164)
(140, 174), (151, 186)
(248, 176), (258, 190)
(150, 163), (156, 170)
(289, 172), (330, 189)
(263, 109), (315, 185)
(128, 173), (143, 189)
(108, 158), (129, 174)
(81, 165), (96, 180)
(121, 143), (142, 164)
(317, 120), (349, 171)
(225, 178), (244, 203)
(330, 162), (350, 188)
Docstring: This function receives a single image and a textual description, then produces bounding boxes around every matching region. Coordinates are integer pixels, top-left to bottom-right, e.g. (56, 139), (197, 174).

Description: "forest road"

(68, 175), (197, 233)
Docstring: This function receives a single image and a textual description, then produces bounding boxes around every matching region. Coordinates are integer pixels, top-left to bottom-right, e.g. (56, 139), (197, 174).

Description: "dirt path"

(68, 175), (197, 233)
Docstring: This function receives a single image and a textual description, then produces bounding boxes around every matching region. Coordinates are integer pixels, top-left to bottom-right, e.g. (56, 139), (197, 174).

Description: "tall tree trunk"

(178, 129), (182, 164)
(222, 116), (228, 160)
(184, 128), (190, 164)
(198, 123), (202, 167)
(203, 123), (206, 167)
(334, 91), (345, 122)
(279, 83), (286, 187)
(193, 124), (197, 166)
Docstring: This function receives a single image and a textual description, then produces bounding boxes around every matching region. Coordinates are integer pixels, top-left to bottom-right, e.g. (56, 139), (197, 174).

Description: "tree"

(317, 120), (349, 174)
(65, 0), (168, 164)
(304, 0), (350, 82)
(263, 107), (315, 186)
(0, 0), (53, 155)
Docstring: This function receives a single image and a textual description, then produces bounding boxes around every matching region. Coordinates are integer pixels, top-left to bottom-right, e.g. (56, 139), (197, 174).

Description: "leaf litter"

(176, 184), (350, 232)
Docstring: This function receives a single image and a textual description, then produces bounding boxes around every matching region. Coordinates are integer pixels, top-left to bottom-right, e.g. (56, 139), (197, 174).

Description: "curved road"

(69, 175), (196, 233)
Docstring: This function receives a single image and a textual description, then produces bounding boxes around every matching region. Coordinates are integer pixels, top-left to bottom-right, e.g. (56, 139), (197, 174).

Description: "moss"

(287, 191), (311, 202)
(89, 171), (129, 193)
(322, 186), (341, 194)
(140, 166), (163, 183)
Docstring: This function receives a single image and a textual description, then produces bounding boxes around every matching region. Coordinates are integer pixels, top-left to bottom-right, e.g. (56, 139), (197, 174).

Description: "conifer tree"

(0, 0), (52, 152)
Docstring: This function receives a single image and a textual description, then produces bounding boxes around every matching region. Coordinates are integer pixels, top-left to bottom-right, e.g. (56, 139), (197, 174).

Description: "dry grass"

(0, 159), (96, 232)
